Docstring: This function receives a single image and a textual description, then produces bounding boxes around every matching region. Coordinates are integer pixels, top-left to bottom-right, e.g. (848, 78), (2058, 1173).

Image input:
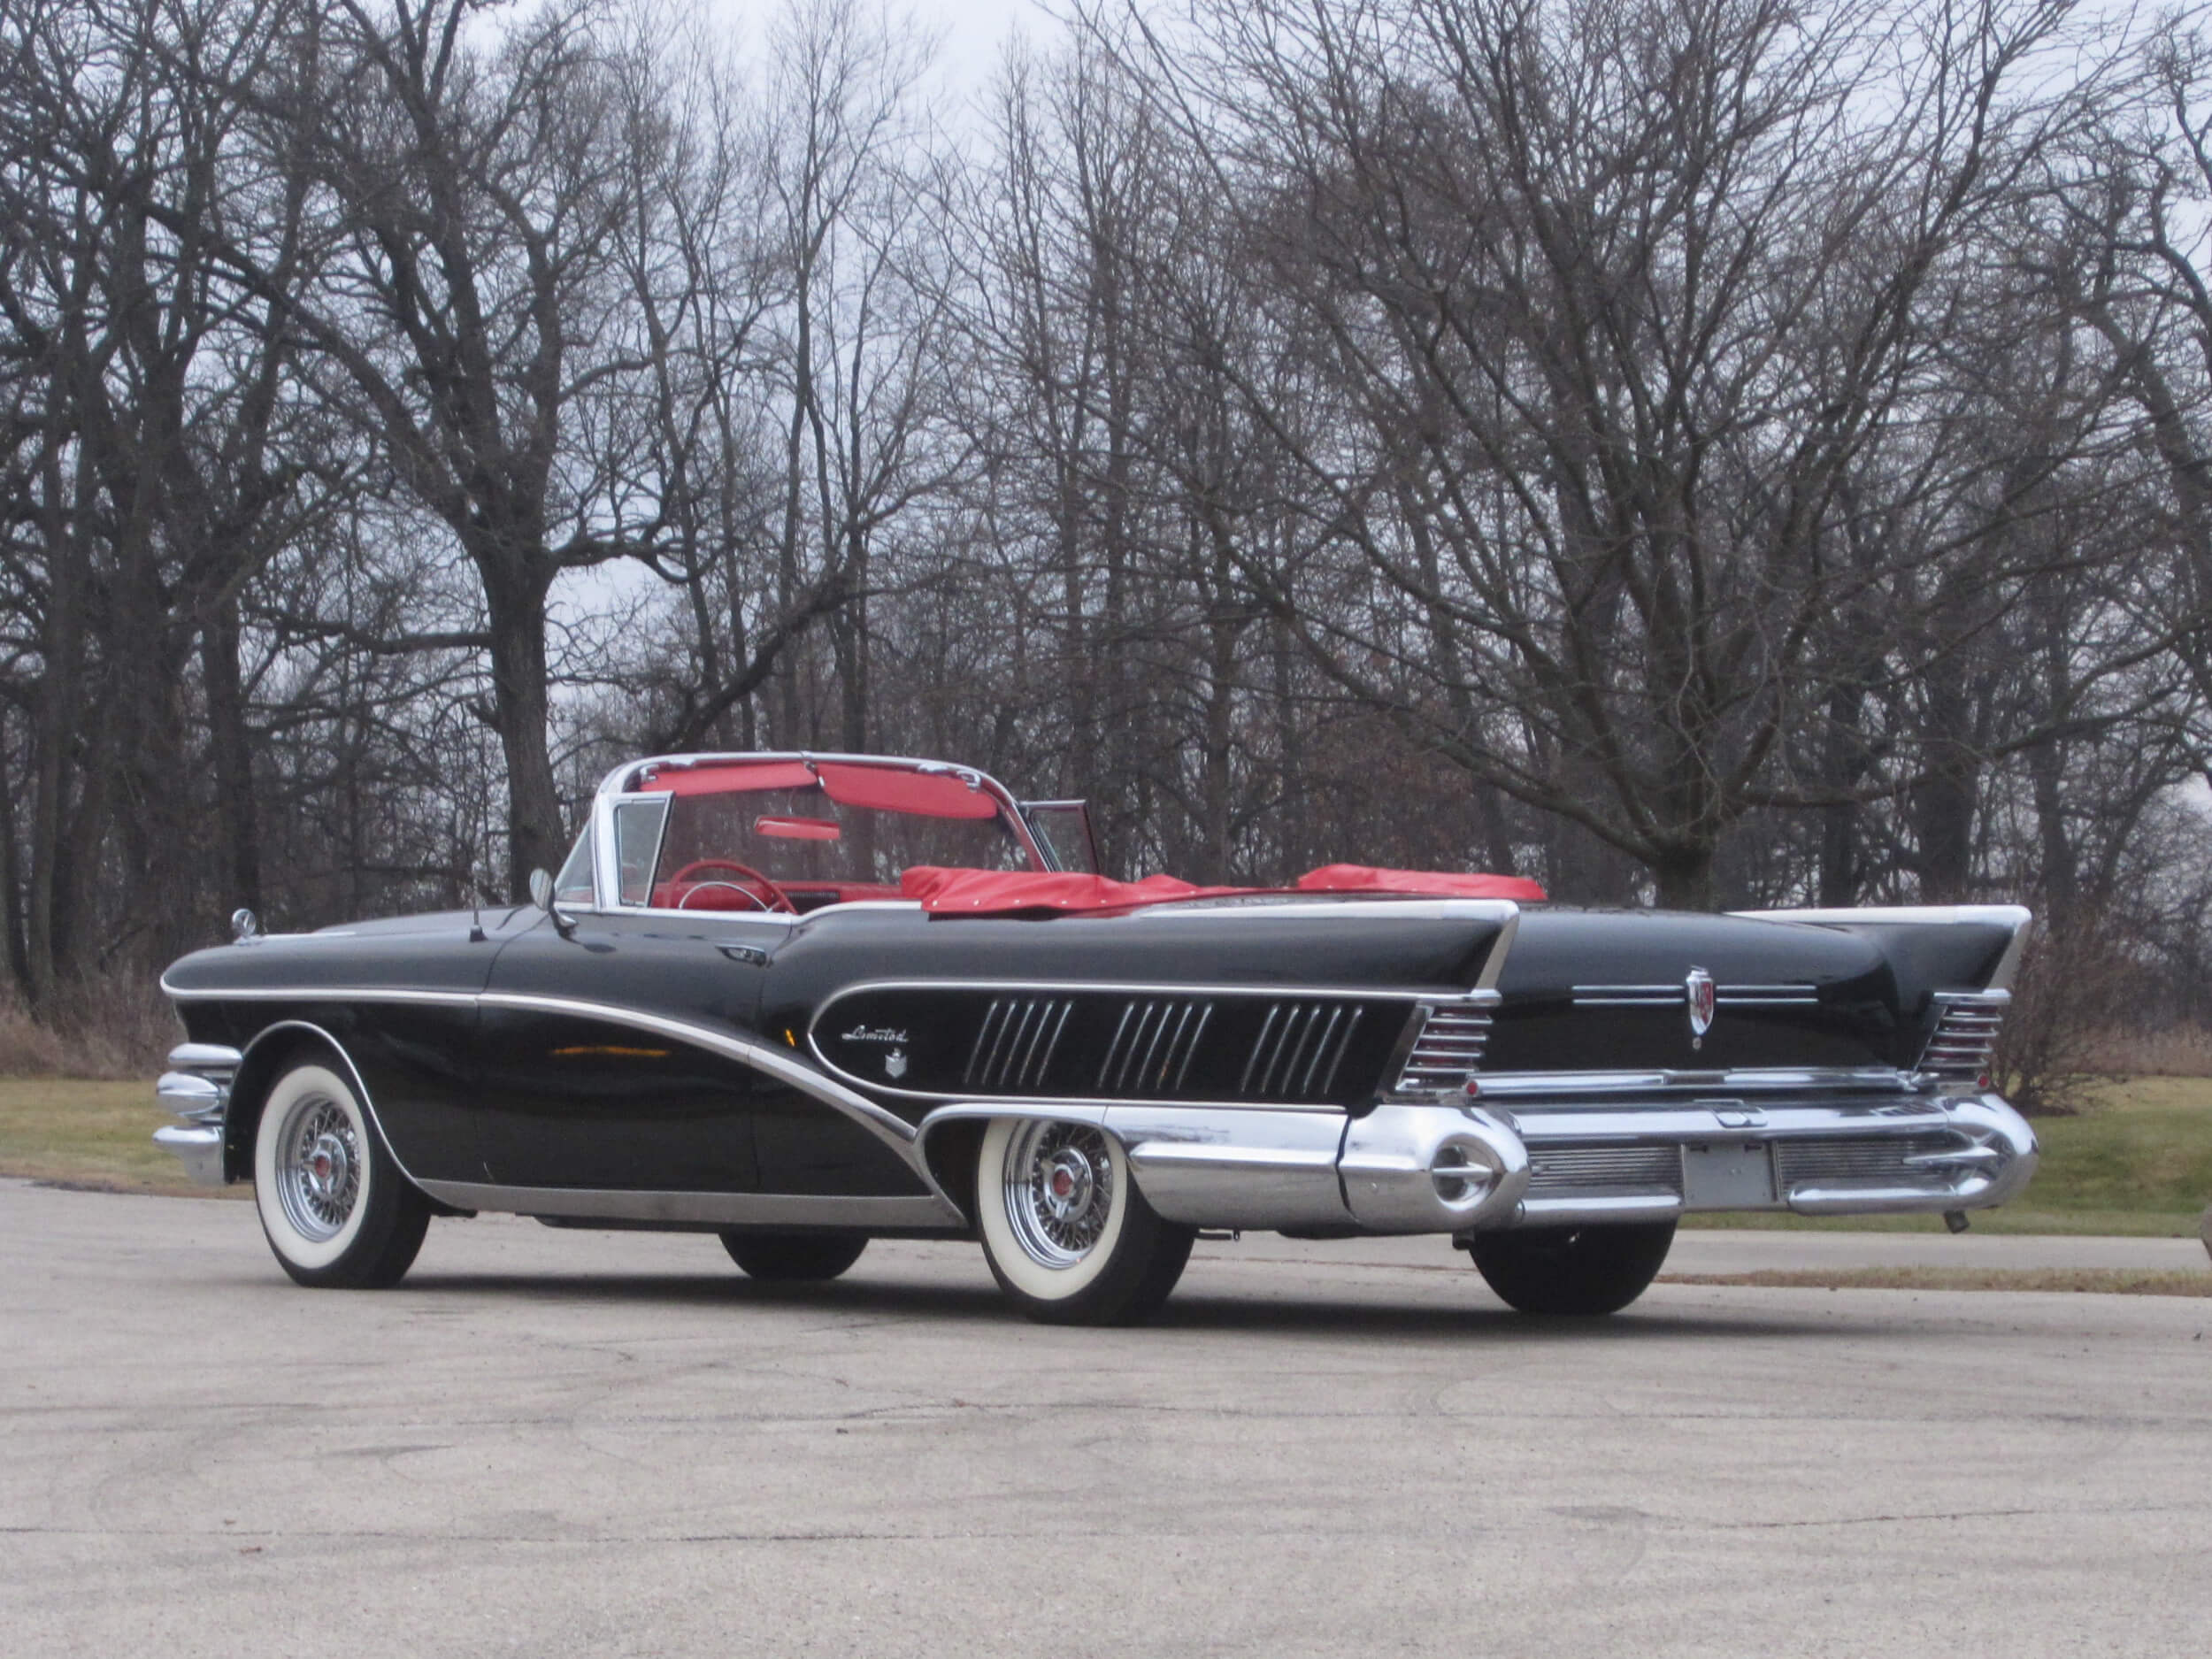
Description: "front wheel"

(975, 1118), (1194, 1325)
(253, 1060), (430, 1288)
(719, 1230), (868, 1281)
(1464, 1220), (1676, 1316)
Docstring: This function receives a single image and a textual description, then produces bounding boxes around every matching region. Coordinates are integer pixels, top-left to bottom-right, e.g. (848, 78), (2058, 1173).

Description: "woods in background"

(7, 0), (2212, 1040)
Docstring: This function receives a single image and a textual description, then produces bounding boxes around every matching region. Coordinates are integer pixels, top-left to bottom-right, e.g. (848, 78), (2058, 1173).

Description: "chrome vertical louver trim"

(1099, 997), (1215, 1094)
(1237, 999), (1367, 1102)
(1391, 994), (1501, 1095)
(966, 996), (1078, 1091)
(1918, 990), (2009, 1081)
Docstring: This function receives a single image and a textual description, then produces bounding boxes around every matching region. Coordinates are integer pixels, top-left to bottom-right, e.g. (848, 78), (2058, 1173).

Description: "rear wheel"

(976, 1118), (1194, 1325)
(719, 1230), (868, 1281)
(253, 1061), (430, 1289)
(1464, 1221), (1676, 1316)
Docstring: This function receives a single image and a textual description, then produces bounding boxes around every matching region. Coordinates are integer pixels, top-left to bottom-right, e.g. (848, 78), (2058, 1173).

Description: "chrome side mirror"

(230, 908), (260, 943)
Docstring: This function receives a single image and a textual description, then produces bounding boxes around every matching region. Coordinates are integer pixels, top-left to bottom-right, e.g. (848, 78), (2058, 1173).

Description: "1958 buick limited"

(155, 750), (2038, 1324)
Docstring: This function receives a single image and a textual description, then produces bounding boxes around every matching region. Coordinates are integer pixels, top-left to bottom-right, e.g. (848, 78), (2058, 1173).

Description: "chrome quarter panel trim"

(913, 1102), (1356, 1230)
(412, 1181), (963, 1231)
(1111, 1105), (1352, 1230)
(1339, 1103), (1530, 1233)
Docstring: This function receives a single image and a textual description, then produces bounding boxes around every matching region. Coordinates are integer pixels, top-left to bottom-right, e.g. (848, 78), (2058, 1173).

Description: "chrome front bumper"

(922, 1088), (2039, 1236)
(153, 1043), (241, 1187)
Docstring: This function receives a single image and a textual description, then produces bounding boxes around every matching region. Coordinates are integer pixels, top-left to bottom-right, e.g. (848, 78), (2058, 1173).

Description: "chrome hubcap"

(277, 1096), (360, 1241)
(1003, 1122), (1115, 1269)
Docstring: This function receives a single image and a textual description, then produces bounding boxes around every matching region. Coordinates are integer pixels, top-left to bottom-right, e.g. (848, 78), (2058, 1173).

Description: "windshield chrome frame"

(575, 751), (1052, 916)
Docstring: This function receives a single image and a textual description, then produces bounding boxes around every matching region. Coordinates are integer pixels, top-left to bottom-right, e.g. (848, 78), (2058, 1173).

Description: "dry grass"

(1660, 1266), (2211, 1297)
(0, 1078), (246, 1198)
(0, 980), (181, 1080)
(2078, 1025), (2212, 1079)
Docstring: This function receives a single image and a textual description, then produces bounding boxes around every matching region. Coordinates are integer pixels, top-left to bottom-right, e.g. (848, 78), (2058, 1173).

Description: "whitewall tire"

(975, 1118), (1194, 1325)
(253, 1061), (430, 1288)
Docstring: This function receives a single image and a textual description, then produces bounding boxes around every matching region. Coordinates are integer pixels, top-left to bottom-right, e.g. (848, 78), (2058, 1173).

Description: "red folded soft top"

(898, 865), (1545, 915)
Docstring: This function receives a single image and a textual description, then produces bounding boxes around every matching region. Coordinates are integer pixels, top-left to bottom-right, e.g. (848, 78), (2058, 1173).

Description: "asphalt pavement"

(4, 1179), (2208, 1657)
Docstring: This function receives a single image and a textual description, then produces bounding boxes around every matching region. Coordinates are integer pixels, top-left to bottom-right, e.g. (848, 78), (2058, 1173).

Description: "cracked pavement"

(4, 1179), (2207, 1656)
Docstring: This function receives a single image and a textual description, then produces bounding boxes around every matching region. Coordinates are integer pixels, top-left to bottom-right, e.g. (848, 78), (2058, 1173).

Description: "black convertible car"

(156, 750), (2037, 1323)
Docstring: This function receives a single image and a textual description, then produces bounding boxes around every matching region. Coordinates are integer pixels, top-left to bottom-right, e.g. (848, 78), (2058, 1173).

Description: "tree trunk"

(480, 556), (565, 897)
(202, 601), (263, 917)
(1651, 844), (1718, 911)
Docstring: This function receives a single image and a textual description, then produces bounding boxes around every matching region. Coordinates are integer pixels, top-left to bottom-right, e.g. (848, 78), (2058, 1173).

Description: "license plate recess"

(1682, 1141), (1778, 1210)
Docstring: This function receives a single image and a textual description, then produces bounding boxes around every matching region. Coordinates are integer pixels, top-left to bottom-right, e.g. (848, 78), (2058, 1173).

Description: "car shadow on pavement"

(374, 1269), (1853, 1340)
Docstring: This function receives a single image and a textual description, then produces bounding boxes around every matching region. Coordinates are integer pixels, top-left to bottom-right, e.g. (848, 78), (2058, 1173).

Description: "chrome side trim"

(1473, 905), (1519, 992)
(472, 992), (925, 1158)
(813, 975), (1486, 1008)
(1732, 904), (2033, 991)
(152, 984), (938, 1184)
(157, 977), (480, 1003)
(917, 1102), (1357, 1231)
(1572, 983), (1819, 1008)
(411, 1181), (963, 1231)
(807, 978), (1471, 1110)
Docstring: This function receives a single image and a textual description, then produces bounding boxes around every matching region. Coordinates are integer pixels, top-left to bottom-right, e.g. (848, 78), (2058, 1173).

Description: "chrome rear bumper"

(152, 1043), (241, 1187)
(923, 1087), (2039, 1236)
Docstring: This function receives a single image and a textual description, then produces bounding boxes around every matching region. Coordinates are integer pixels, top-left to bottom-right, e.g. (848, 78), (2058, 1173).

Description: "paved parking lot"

(4, 1179), (2207, 1657)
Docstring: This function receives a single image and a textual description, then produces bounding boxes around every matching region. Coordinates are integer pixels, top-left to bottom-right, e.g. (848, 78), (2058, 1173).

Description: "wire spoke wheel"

(253, 1058), (430, 1289)
(275, 1094), (362, 1242)
(1003, 1120), (1117, 1268)
(975, 1117), (1195, 1325)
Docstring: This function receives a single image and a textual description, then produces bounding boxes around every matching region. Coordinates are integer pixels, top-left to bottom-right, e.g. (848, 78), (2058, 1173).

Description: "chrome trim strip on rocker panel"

(411, 1182), (963, 1231)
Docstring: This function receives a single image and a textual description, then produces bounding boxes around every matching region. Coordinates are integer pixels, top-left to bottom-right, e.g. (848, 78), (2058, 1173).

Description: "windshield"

(646, 782), (1033, 910)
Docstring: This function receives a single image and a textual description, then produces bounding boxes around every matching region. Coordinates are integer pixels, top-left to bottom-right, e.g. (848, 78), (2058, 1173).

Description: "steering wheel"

(665, 858), (797, 915)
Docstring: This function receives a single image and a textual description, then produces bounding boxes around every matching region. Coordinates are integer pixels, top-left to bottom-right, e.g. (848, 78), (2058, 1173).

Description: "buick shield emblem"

(884, 1048), (908, 1080)
(1686, 967), (1717, 1048)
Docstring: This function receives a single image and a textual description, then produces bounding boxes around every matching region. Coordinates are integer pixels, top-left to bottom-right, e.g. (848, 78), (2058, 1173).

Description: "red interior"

(900, 864), (1547, 916)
